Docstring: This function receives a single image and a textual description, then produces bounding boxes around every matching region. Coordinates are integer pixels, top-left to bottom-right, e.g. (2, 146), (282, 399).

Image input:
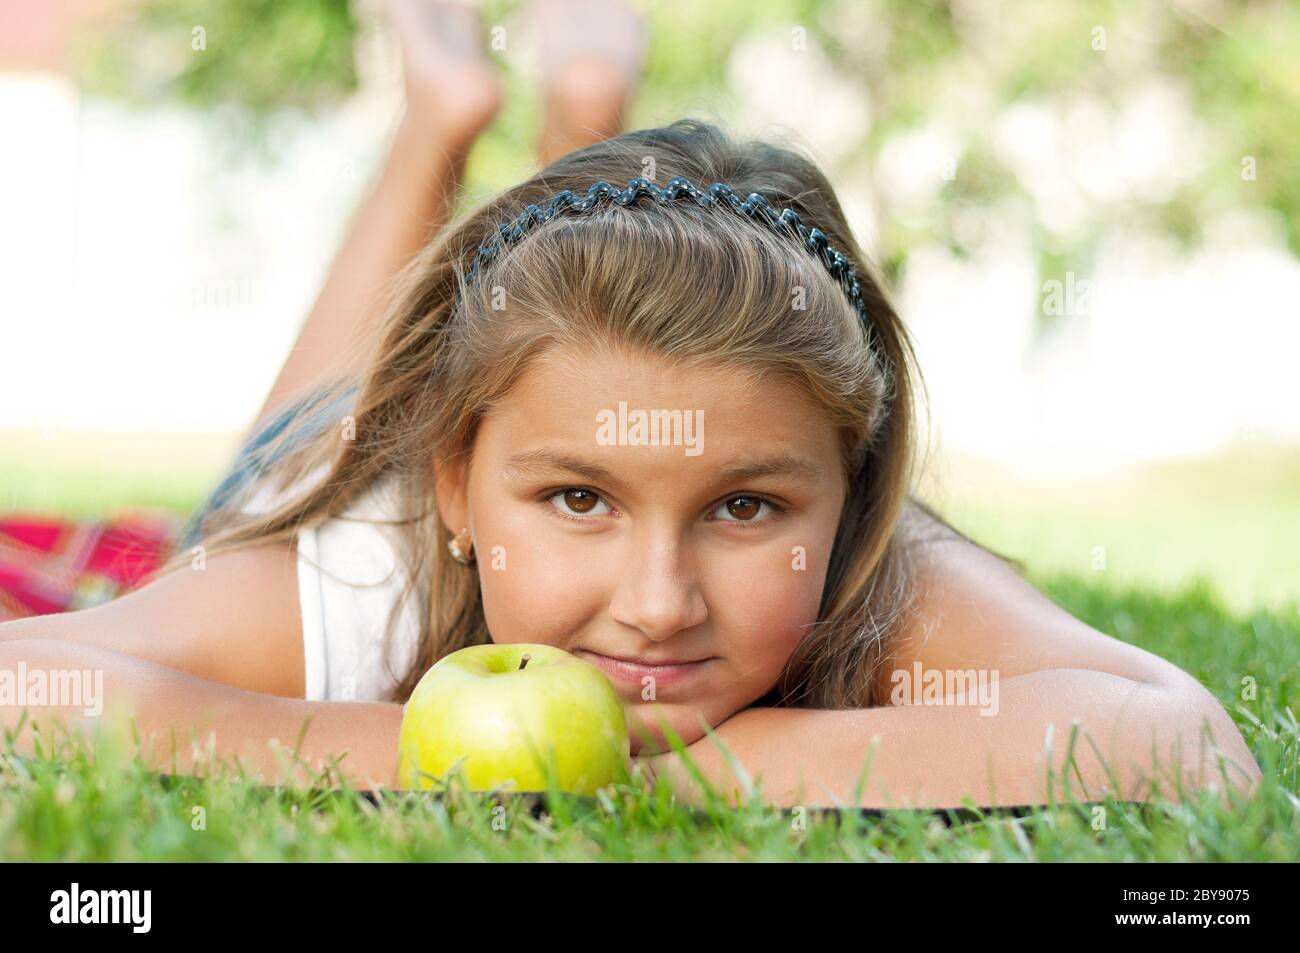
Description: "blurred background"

(1, 0), (1296, 614)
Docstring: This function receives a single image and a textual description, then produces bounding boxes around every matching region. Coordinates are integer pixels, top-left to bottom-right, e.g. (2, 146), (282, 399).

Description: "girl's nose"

(607, 536), (708, 641)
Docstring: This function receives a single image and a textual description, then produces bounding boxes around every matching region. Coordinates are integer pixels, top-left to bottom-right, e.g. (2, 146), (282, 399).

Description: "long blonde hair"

(162, 117), (962, 709)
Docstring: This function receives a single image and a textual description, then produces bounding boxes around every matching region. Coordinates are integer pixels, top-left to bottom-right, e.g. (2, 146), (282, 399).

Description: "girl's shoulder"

(880, 497), (1191, 700)
(246, 466), (424, 704)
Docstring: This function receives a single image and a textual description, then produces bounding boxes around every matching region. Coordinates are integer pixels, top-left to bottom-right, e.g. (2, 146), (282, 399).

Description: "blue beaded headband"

(458, 175), (870, 327)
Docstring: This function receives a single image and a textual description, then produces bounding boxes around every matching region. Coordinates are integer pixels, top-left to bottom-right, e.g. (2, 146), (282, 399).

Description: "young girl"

(0, 0), (1260, 809)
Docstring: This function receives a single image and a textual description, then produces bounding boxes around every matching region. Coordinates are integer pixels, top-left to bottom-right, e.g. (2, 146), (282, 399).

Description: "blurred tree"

(76, 0), (360, 113)
(74, 0), (1300, 274)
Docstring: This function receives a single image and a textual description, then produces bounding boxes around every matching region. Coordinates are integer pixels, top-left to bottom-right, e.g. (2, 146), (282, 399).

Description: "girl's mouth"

(572, 649), (716, 691)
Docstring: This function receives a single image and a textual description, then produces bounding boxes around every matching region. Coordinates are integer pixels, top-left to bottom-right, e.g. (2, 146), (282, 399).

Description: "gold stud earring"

(447, 526), (475, 565)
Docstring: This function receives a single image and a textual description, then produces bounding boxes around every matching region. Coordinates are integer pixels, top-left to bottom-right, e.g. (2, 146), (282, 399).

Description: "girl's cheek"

(706, 545), (829, 663)
(477, 510), (600, 645)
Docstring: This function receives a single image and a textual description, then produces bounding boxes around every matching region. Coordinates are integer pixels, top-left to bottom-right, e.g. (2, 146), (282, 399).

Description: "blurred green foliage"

(74, 0), (1300, 274)
(76, 0), (359, 113)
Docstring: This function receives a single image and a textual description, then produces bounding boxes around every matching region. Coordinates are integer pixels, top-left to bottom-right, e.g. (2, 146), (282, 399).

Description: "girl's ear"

(432, 454), (470, 533)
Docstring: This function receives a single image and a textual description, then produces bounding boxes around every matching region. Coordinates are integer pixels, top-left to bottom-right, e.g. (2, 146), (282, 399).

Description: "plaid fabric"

(0, 510), (182, 622)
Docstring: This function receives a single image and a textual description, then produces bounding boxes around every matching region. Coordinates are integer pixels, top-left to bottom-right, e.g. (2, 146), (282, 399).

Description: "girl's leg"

(184, 2), (500, 551)
(250, 0), (502, 439)
(250, 0), (647, 438)
(532, 0), (648, 166)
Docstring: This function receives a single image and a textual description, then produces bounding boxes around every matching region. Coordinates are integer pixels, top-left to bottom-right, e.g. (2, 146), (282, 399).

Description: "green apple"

(398, 642), (630, 796)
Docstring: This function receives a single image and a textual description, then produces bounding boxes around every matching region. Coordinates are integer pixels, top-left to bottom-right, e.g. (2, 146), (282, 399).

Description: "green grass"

(1, 433), (1296, 859)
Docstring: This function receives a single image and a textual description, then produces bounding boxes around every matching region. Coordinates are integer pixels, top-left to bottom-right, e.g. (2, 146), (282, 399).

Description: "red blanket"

(0, 511), (181, 621)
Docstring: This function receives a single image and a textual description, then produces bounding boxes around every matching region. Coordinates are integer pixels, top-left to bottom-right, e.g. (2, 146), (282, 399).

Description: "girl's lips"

(573, 649), (714, 691)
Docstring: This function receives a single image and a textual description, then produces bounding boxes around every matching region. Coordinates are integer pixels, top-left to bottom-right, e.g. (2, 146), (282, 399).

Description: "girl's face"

(435, 344), (847, 754)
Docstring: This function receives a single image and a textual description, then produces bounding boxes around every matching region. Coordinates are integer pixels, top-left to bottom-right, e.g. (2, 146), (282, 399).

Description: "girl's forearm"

(650, 669), (1261, 810)
(0, 639), (403, 788)
(253, 114), (471, 430)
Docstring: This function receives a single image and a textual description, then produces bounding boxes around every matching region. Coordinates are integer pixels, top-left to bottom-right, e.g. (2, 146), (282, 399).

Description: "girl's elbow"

(1146, 681), (1262, 801)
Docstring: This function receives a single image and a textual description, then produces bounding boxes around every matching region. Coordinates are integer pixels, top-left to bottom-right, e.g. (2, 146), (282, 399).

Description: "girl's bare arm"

(0, 542), (403, 786)
(0, 543), (308, 698)
(0, 639), (402, 787)
(646, 668), (1260, 810)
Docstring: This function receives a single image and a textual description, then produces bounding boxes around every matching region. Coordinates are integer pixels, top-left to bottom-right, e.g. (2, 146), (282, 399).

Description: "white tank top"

(241, 465), (423, 703)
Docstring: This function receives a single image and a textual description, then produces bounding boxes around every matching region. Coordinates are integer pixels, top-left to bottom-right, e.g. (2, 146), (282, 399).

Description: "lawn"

(0, 431), (1296, 860)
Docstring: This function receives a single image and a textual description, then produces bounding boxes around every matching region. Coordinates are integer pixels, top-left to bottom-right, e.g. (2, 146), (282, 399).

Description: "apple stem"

(519, 653), (531, 671)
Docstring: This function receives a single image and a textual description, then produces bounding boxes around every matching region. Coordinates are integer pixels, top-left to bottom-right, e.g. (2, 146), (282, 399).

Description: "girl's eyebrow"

(500, 448), (825, 491)
(715, 453), (825, 483)
(501, 449), (618, 486)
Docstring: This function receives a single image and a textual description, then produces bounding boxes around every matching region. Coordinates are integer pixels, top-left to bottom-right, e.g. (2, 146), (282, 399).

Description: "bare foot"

(529, 0), (650, 164)
(385, 0), (504, 149)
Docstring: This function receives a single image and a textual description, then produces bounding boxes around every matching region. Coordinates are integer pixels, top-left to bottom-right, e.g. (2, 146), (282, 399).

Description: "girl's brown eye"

(546, 488), (612, 519)
(564, 489), (599, 513)
(724, 497), (762, 520)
